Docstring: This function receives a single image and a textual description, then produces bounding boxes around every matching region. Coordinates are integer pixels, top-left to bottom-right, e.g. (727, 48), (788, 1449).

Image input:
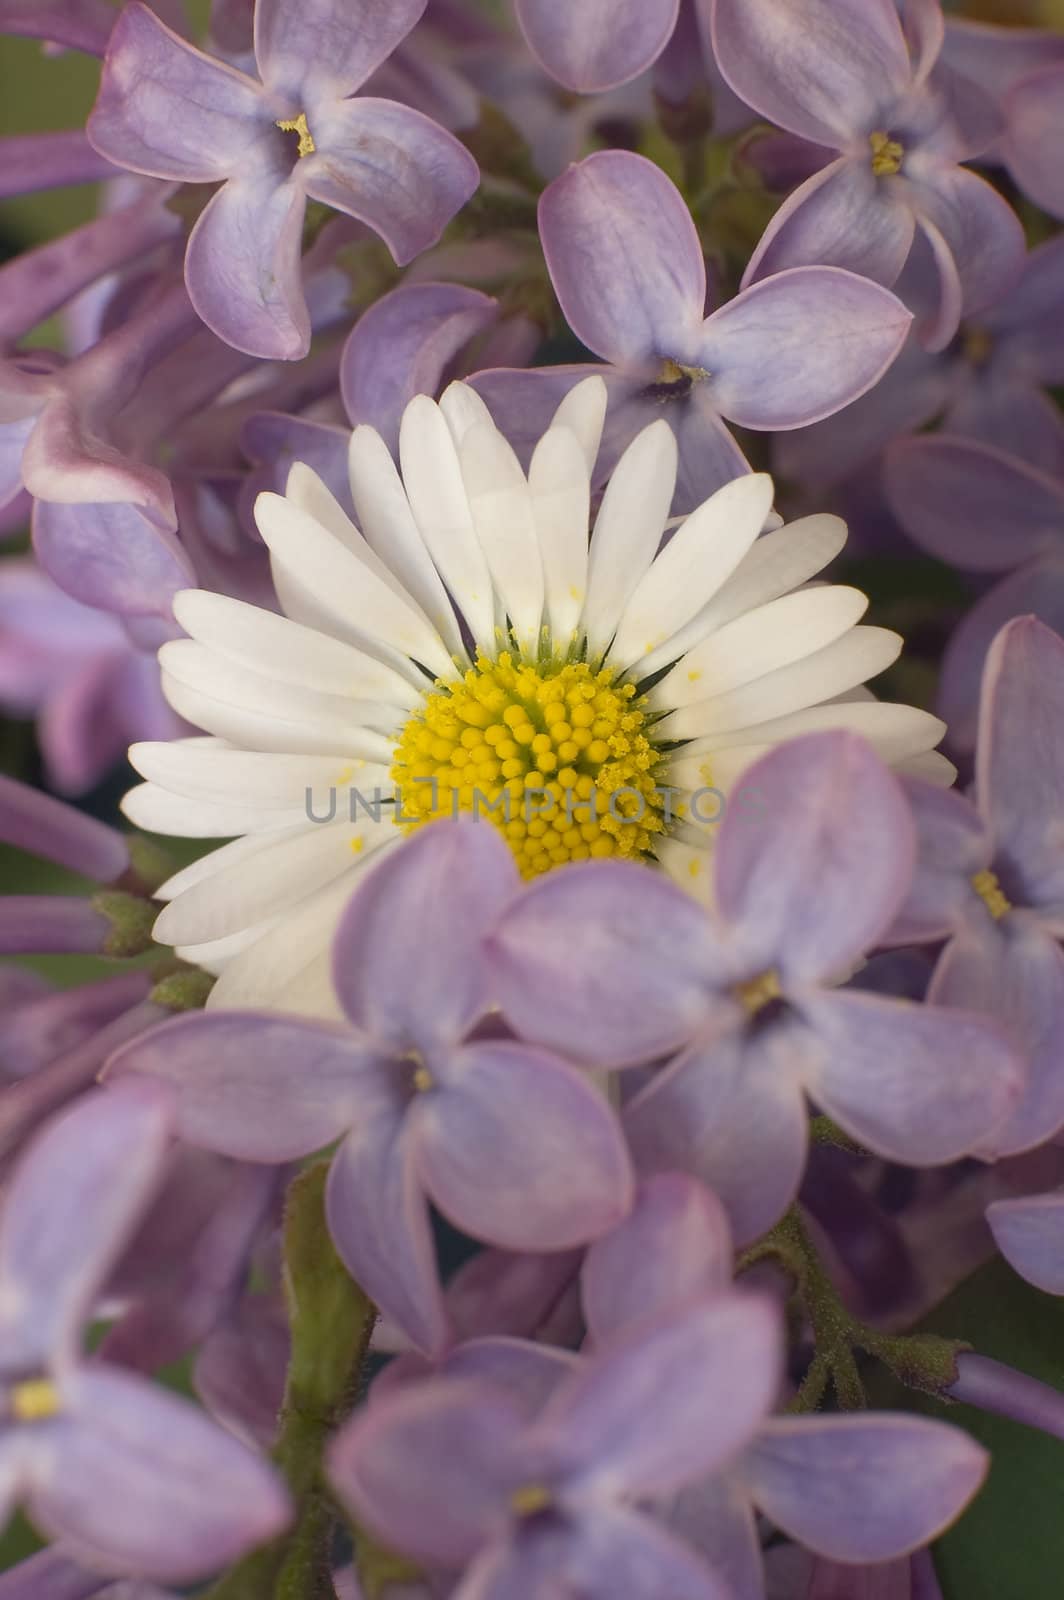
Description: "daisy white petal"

(607, 474), (775, 674)
(650, 586), (869, 713)
(129, 742), (392, 810)
(439, 379), (497, 445)
(398, 396), (496, 652)
(528, 424), (591, 645)
(583, 419), (678, 657)
(549, 375), (609, 473)
(121, 783), (308, 839)
(459, 423), (545, 654)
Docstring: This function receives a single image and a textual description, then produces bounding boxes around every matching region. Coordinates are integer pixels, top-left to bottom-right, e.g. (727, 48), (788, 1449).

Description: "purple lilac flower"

(580, 1173), (987, 1597)
(887, 617), (1064, 1158)
(86, 0), (480, 358)
(513, 0), (681, 93)
(329, 1289), (783, 1600)
(107, 820), (634, 1354)
(473, 149), (913, 510)
(1004, 61), (1064, 222)
(0, 559), (180, 795)
(487, 731), (1022, 1243)
(779, 233), (1064, 491)
(710, 0), (1026, 349)
(0, 1083), (290, 1578)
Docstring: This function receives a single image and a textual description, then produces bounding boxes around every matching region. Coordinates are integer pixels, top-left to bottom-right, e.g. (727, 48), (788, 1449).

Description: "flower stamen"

(869, 131), (904, 176)
(276, 111), (316, 158)
(10, 1377), (61, 1423)
(972, 869), (1011, 921)
(510, 1484), (553, 1517)
(734, 970), (783, 1016)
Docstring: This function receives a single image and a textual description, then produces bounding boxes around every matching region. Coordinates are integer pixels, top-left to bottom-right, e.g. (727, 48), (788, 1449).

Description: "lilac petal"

(464, 1510), (734, 1600)
(945, 378), (1064, 481)
(185, 175), (310, 360)
(715, 733), (916, 984)
(623, 1027), (811, 1246)
(977, 617), (1064, 917)
(930, 918), (1064, 1157)
(254, 0), (425, 99)
(1006, 64), (1064, 220)
(544, 1291), (781, 1496)
(438, 1338), (579, 1419)
(902, 0), (945, 88)
(710, 0), (911, 148)
(700, 267), (912, 431)
(666, 1473), (764, 1600)
(987, 1190), (1064, 1293)
(341, 283), (496, 455)
(515, 0), (679, 92)
(333, 821), (519, 1053)
(884, 435), (1064, 572)
(886, 780), (989, 945)
(34, 1366), (290, 1581)
(673, 393), (753, 512)
(33, 500), (193, 621)
(239, 412), (351, 519)
(302, 97), (479, 266)
(327, 1114), (447, 1356)
(910, 160), (1026, 337)
(486, 862), (723, 1069)
(799, 988), (1022, 1163)
(742, 158), (915, 288)
(939, 557), (1064, 755)
(0, 773), (128, 881)
(0, 0), (114, 56)
(582, 1174), (733, 1343)
(87, 2), (266, 182)
(446, 1247), (583, 1344)
(413, 1040), (632, 1251)
(990, 232), (1064, 386)
(0, 1083), (172, 1364)
(106, 1012), (375, 1161)
(538, 151), (706, 367)
(327, 1379), (522, 1566)
(747, 1413), (987, 1562)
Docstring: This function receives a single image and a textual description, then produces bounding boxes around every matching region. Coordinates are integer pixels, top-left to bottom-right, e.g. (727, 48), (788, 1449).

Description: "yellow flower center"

(734, 970), (783, 1016)
(510, 1483), (553, 1517)
(276, 111), (316, 158)
(390, 653), (666, 879)
(869, 131), (905, 176)
(963, 327), (994, 368)
(971, 869), (1011, 921)
(9, 1378), (61, 1423)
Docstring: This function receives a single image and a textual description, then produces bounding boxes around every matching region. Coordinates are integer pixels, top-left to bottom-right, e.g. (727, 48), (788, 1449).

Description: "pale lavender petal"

(446, 1248), (583, 1343)
(438, 1338), (578, 1419)
(884, 436), (1064, 572)
(87, 2), (267, 182)
(0, 0), (114, 56)
(700, 267), (912, 431)
(538, 151), (706, 366)
(742, 158), (915, 289)
(185, 174), (310, 360)
(239, 412), (351, 520)
(939, 557), (1064, 754)
(486, 862), (723, 1069)
(909, 160), (1026, 343)
(623, 1027), (811, 1246)
(1006, 63), (1064, 220)
(710, 0), (911, 147)
(987, 1190), (1064, 1294)
(515, 0), (679, 92)
(106, 1012), (376, 1161)
(886, 780), (989, 945)
(930, 919), (1064, 1157)
(469, 364), (626, 476)
(34, 1367), (290, 1581)
(341, 283), (497, 454)
(327, 1114), (447, 1356)
(33, 500), (193, 621)
(989, 233), (1064, 386)
(413, 1040), (633, 1250)
(463, 1510), (734, 1600)
(333, 821), (519, 1053)
(666, 1473), (765, 1600)
(673, 394), (753, 511)
(0, 772), (128, 880)
(945, 378), (1064, 481)
(747, 1414), (987, 1562)
(327, 1379), (522, 1566)
(302, 97), (479, 266)
(799, 988), (1022, 1163)
(0, 1082), (172, 1363)
(254, 0), (425, 99)
(714, 733), (916, 983)
(977, 617), (1064, 917)
(544, 1292), (781, 1496)
(582, 1174), (733, 1342)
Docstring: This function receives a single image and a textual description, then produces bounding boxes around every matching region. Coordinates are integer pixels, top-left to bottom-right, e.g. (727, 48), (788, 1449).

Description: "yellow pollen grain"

(10, 1378), (61, 1423)
(734, 970), (782, 1017)
(276, 111), (316, 157)
(390, 653), (666, 880)
(972, 869), (1011, 921)
(510, 1484), (553, 1517)
(870, 130), (904, 176)
(412, 1065), (434, 1092)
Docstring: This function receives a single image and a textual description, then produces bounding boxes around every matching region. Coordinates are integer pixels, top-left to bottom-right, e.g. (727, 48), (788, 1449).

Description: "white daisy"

(125, 377), (951, 1016)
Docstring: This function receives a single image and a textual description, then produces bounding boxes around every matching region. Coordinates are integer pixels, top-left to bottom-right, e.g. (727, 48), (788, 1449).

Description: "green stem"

(199, 1163), (376, 1600)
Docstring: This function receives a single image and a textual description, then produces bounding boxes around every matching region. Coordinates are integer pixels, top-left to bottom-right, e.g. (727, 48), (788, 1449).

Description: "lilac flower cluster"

(3, 0), (1064, 1595)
